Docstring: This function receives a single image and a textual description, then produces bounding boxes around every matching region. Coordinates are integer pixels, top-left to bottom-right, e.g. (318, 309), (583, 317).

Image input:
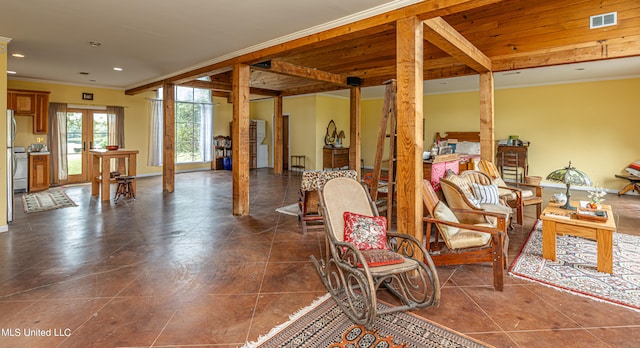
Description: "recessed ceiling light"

(113, 67), (123, 71)
(575, 68), (585, 71)
(11, 53), (25, 58)
(89, 41), (102, 48)
(502, 71), (521, 76)
(7, 71), (17, 75)
(79, 72), (90, 75)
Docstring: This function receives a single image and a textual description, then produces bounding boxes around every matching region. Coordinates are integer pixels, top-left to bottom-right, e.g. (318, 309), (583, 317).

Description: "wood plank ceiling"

(126, 0), (640, 98)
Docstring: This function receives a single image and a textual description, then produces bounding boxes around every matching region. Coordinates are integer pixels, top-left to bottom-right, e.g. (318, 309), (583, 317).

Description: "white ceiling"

(2, 0), (640, 96)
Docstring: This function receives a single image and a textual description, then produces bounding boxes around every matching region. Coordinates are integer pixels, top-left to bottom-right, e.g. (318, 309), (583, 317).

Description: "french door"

(66, 109), (109, 183)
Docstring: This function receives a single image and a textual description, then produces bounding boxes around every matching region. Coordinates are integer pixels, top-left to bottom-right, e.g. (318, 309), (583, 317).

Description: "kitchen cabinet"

(8, 91), (36, 115)
(29, 153), (50, 192)
(7, 89), (50, 134)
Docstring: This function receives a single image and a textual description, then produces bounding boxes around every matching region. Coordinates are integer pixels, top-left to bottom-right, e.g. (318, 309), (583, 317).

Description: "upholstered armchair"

(422, 179), (508, 291)
(477, 159), (543, 224)
(439, 170), (514, 227)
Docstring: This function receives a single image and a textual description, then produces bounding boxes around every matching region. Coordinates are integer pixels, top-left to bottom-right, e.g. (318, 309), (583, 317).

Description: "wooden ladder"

(369, 79), (397, 228)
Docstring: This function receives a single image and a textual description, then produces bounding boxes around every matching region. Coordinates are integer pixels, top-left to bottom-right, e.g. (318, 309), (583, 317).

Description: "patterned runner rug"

(242, 294), (491, 348)
(509, 221), (640, 312)
(22, 190), (77, 213)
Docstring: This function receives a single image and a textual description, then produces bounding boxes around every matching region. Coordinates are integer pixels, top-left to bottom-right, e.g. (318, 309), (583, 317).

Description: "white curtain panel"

(148, 99), (163, 166)
(200, 103), (213, 162)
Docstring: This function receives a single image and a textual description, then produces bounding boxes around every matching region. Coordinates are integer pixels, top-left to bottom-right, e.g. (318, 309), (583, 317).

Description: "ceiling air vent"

(590, 12), (617, 29)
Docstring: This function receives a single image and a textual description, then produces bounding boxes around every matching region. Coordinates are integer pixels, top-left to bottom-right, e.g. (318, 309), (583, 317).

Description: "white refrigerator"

(6, 110), (15, 222)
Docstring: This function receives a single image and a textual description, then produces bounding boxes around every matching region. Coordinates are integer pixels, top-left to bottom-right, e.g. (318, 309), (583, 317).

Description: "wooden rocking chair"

(311, 177), (440, 328)
(422, 179), (509, 291)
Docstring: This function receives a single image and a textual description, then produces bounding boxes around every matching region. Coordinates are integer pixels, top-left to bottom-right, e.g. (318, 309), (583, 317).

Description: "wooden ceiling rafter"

(124, 0), (504, 96)
(179, 80), (281, 97)
(251, 59), (361, 88)
(422, 17), (492, 73)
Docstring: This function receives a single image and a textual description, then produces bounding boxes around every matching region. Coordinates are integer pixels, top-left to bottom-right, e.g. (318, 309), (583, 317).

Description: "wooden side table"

(540, 202), (616, 273)
(291, 155), (305, 172)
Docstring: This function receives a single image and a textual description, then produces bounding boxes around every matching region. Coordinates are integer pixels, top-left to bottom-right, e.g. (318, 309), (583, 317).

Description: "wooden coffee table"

(540, 202), (616, 274)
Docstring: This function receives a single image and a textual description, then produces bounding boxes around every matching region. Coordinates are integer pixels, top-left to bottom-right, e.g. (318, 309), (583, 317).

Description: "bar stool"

(114, 176), (136, 201)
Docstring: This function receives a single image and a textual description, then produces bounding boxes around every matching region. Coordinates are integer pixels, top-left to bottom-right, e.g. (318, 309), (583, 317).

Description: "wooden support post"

(479, 72), (495, 162)
(396, 16), (423, 241)
(232, 63), (250, 215)
(162, 83), (175, 193)
(349, 87), (361, 178)
(273, 96), (283, 175)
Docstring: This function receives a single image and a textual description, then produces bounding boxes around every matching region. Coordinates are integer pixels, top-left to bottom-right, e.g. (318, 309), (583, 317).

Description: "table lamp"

(546, 161), (592, 210)
(335, 130), (345, 148)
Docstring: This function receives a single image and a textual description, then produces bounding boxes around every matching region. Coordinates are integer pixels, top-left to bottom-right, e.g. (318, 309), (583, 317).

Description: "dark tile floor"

(1, 169), (639, 347)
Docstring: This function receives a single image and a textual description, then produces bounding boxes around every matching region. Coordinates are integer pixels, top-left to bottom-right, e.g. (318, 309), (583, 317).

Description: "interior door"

(282, 115), (289, 171)
(65, 109), (109, 183)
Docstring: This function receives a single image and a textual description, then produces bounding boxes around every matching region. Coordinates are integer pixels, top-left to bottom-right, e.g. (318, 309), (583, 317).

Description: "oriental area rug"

(22, 189), (77, 213)
(509, 222), (640, 312)
(242, 294), (491, 348)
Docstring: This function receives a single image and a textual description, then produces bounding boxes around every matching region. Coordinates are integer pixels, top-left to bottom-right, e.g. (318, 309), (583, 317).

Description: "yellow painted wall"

(394, 78), (638, 191)
(316, 95), (350, 169)
(213, 97), (233, 136)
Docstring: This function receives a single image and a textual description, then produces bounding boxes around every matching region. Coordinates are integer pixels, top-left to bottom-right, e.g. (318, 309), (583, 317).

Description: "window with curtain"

(153, 86), (213, 164)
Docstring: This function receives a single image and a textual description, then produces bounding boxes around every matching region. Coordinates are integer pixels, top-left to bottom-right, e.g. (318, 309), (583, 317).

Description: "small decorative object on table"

(587, 184), (606, 209)
(105, 145), (119, 151)
(552, 192), (567, 204)
(576, 208), (608, 222)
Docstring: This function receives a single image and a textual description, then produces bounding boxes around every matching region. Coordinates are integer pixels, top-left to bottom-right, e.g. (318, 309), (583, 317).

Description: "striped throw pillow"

(471, 183), (500, 205)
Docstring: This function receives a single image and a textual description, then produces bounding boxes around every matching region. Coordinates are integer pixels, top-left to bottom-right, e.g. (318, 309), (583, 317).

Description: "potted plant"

(587, 185), (606, 209)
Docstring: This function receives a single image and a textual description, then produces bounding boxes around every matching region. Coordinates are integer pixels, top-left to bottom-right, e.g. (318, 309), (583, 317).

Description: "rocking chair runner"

(311, 177), (440, 328)
(422, 179), (509, 291)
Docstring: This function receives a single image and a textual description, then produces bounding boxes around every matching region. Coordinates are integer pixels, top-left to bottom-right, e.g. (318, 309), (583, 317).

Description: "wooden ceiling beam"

(492, 34), (640, 71)
(422, 17), (492, 72)
(180, 79), (280, 97)
(251, 60), (361, 87)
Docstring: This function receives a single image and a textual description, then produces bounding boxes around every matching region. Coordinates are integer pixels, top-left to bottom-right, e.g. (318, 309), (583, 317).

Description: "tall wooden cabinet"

(29, 153), (50, 192)
(7, 89), (50, 134)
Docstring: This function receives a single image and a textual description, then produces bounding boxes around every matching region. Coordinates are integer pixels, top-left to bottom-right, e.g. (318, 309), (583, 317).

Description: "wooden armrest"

(509, 182), (543, 196)
(449, 207), (509, 220)
(423, 217), (505, 235)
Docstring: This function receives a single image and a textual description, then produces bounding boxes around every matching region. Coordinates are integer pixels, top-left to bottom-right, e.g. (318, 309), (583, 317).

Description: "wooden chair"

(422, 179), (508, 291)
(298, 170), (357, 234)
(311, 177), (440, 328)
(439, 170), (514, 227)
(477, 159), (543, 224)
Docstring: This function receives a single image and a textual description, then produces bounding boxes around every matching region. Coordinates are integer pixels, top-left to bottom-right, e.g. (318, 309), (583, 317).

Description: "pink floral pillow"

(343, 212), (388, 250)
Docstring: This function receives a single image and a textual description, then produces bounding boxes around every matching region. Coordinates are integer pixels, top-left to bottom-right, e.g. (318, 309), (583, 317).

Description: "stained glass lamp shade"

(546, 161), (592, 210)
